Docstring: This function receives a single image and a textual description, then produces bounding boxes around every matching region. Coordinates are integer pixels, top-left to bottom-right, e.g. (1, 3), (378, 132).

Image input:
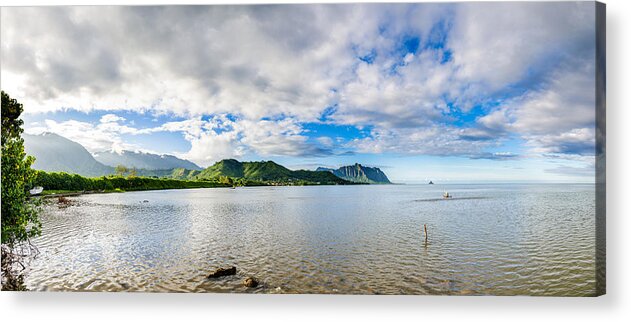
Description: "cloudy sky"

(1, 3), (598, 183)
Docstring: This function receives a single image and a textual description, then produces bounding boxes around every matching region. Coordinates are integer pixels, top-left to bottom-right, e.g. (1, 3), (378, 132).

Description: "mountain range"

(22, 133), (391, 184)
(316, 164), (391, 184)
(24, 133), (201, 177)
(196, 159), (348, 184)
(23, 133), (113, 177)
(93, 150), (202, 170)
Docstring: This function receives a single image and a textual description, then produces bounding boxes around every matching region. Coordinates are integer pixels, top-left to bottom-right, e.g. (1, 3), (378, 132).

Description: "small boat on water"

(29, 186), (44, 196)
(442, 191), (452, 199)
(429, 181), (434, 185)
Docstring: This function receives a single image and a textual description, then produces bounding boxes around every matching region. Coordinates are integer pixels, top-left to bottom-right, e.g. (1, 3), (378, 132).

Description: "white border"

(1, 1), (629, 321)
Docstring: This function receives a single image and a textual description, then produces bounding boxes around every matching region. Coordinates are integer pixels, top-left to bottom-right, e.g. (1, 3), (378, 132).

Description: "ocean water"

(26, 184), (599, 295)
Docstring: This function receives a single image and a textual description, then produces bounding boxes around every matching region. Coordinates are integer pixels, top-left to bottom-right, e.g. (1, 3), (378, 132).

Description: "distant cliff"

(316, 163), (391, 184)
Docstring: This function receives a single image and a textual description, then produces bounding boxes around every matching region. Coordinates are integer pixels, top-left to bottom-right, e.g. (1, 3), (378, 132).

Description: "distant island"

(24, 133), (393, 193)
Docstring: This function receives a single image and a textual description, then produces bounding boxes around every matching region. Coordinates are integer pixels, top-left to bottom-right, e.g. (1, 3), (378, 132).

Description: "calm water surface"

(27, 184), (598, 295)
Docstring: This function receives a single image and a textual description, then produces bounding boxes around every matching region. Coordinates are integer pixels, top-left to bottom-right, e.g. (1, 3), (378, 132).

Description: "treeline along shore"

(34, 171), (232, 194)
(33, 169), (358, 195)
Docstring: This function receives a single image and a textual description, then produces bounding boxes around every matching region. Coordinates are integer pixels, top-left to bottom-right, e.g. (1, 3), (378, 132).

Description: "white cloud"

(510, 64), (595, 136)
(142, 118), (209, 140)
(1, 6), (357, 120)
(30, 119), (137, 153)
(4, 4), (593, 121)
(179, 117), (332, 166)
(100, 114), (126, 123)
(25, 112), (146, 153)
(3, 3), (598, 163)
(182, 130), (245, 167)
(236, 118), (331, 158)
(317, 136), (334, 147)
(526, 128), (596, 156)
(449, 2), (594, 92)
(335, 51), (452, 128)
(476, 60), (596, 156)
(350, 126), (504, 159)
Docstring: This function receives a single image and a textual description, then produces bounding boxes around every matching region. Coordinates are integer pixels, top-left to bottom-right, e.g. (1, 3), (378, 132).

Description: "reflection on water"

(27, 184), (598, 295)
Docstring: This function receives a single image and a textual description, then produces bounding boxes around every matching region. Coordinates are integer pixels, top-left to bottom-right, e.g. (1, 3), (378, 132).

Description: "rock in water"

(243, 277), (259, 288)
(208, 266), (237, 278)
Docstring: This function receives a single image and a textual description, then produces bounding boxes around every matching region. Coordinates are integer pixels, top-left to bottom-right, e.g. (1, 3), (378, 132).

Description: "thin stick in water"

(424, 224), (428, 244)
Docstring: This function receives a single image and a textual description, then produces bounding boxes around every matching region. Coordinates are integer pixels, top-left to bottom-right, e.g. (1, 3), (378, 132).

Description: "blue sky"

(2, 3), (598, 183)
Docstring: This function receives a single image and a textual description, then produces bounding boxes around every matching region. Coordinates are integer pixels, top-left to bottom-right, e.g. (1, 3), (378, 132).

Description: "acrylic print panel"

(0, 1), (605, 296)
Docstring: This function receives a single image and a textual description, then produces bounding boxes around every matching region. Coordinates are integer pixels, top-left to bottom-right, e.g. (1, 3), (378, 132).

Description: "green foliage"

(33, 171), (231, 192)
(218, 175), (233, 185)
(115, 164), (128, 177)
(113, 165), (139, 178)
(323, 163), (391, 184)
(1, 92), (25, 147)
(161, 168), (201, 180)
(242, 160), (292, 180)
(199, 159), (244, 178)
(197, 159), (350, 185)
(1, 91), (41, 245)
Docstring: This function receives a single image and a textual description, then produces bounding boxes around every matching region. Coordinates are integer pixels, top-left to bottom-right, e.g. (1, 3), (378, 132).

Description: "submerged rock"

(207, 266), (236, 278)
(243, 277), (259, 288)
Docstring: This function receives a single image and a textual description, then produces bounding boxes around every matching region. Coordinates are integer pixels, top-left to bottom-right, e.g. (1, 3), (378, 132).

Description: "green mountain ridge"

(316, 163), (391, 184)
(196, 159), (350, 184)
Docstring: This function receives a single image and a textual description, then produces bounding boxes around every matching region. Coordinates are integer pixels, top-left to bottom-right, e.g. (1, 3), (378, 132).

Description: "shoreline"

(37, 182), (366, 198)
(39, 185), (239, 198)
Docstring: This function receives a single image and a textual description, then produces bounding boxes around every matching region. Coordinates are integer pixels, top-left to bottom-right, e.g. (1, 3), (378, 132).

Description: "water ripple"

(26, 184), (599, 295)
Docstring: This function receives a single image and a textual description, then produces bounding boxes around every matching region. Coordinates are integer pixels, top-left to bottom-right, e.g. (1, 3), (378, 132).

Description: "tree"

(218, 175), (233, 185)
(1, 91), (41, 290)
(115, 164), (128, 177)
(1, 92), (25, 147)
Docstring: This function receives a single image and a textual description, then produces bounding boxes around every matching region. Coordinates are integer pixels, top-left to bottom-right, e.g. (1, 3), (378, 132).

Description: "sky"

(1, 3), (598, 183)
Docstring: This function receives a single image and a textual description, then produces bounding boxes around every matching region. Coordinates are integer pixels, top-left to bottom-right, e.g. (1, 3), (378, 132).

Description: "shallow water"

(27, 184), (598, 295)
